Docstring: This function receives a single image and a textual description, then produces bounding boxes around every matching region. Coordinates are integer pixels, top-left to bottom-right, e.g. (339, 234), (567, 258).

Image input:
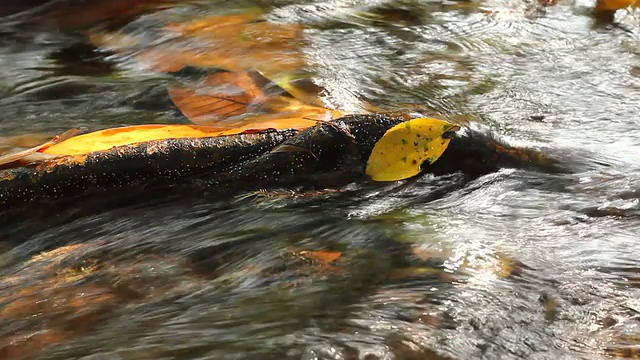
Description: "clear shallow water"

(1, 0), (640, 359)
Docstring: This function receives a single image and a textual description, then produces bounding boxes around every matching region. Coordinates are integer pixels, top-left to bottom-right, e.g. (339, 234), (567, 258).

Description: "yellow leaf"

(40, 114), (336, 156)
(264, 71), (326, 108)
(365, 118), (459, 182)
(42, 125), (228, 156)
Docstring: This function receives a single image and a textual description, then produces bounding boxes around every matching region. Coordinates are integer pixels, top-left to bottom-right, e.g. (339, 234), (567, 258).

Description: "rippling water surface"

(1, 0), (640, 359)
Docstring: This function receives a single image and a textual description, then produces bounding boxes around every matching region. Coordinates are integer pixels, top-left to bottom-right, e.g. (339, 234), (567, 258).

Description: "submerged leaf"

(595, 0), (638, 11)
(163, 12), (263, 35)
(168, 71), (270, 124)
(298, 250), (342, 264)
(365, 118), (459, 182)
(265, 72), (326, 108)
(89, 12), (307, 75)
(29, 0), (171, 30)
(169, 70), (343, 135)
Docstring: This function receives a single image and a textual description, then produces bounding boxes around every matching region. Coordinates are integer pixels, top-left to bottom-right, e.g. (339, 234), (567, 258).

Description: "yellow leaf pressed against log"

(42, 125), (228, 156)
(40, 116), (328, 156)
(365, 118), (459, 182)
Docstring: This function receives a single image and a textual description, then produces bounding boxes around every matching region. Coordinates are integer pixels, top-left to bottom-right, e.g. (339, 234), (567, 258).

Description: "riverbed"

(1, 0), (640, 359)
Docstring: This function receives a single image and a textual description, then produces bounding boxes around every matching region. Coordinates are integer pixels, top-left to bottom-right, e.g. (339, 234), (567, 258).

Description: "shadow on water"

(1, 0), (640, 359)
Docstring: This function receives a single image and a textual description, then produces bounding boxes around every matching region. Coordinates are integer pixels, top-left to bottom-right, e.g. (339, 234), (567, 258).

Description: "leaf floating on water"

(365, 118), (459, 182)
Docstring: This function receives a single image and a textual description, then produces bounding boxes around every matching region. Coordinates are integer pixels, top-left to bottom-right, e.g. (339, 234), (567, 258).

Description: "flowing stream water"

(1, 0), (640, 359)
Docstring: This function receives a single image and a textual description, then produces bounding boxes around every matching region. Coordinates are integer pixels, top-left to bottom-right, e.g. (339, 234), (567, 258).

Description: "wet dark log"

(430, 124), (563, 178)
(205, 116), (563, 193)
(0, 114), (563, 225)
(205, 114), (408, 191)
(0, 130), (297, 209)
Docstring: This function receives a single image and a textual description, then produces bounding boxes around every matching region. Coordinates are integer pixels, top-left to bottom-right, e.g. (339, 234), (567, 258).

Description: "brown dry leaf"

(169, 91), (342, 132)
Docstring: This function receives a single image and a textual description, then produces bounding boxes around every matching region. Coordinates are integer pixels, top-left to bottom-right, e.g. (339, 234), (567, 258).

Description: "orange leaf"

(189, 101), (344, 136)
(135, 47), (306, 74)
(89, 12), (307, 75)
(299, 250), (342, 264)
(168, 71), (270, 124)
(168, 70), (345, 133)
(213, 112), (327, 135)
(162, 15), (304, 49)
(162, 12), (264, 35)
(595, 0), (638, 11)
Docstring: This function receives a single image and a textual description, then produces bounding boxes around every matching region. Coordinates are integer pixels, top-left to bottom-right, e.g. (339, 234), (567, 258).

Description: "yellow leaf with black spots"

(366, 118), (459, 182)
